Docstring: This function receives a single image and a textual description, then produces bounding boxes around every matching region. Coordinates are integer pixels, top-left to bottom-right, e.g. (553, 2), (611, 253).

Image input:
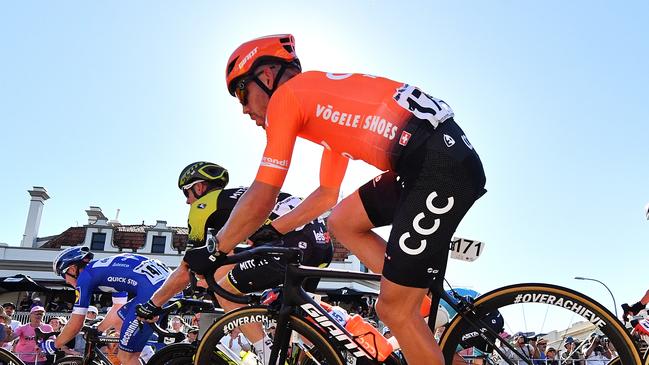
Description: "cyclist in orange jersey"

(183, 34), (486, 365)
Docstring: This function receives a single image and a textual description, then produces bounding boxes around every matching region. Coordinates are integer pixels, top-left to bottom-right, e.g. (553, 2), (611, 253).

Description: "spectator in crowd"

(2, 302), (22, 331)
(14, 306), (53, 365)
(86, 306), (99, 321)
(49, 317), (79, 357)
(584, 334), (612, 365)
(31, 297), (43, 310)
(185, 327), (199, 345)
(531, 338), (547, 364)
(48, 317), (62, 332)
(545, 347), (558, 365)
(169, 315), (186, 334)
(18, 295), (32, 312)
(0, 311), (12, 347)
(46, 296), (67, 312)
(560, 337), (585, 365)
(500, 333), (535, 364)
(0, 308), (16, 351)
(219, 327), (251, 355)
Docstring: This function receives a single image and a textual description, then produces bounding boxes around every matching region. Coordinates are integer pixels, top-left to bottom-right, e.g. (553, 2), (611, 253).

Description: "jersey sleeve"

(319, 149), (349, 188)
(112, 292), (129, 305)
(254, 85), (303, 187)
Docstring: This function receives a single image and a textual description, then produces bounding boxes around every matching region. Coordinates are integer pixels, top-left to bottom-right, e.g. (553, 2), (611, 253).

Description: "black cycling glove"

(183, 238), (227, 275)
(622, 301), (646, 316)
(248, 223), (282, 245)
(136, 300), (162, 320)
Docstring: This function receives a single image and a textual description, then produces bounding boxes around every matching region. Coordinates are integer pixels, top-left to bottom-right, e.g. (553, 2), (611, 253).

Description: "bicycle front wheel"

(146, 343), (195, 365)
(0, 348), (24, 365)
(439, 283), (641, 365)
(195, 306), (343, 365)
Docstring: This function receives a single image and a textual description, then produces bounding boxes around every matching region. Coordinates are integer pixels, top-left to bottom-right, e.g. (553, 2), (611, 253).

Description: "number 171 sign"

(449, 237), (484, 262)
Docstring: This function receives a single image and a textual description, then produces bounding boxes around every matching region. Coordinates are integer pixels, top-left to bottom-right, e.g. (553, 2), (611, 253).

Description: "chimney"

(86, 206), (108, 226)
(21, 186), (50, 247)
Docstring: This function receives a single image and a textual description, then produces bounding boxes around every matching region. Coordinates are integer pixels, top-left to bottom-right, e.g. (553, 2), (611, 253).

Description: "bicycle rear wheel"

(0, 348), (24, 365)
(439, 283), (641, 365)
(194, 306), (344, 365)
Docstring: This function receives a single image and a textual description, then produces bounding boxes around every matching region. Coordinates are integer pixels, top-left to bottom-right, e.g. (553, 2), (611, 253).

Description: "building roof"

(39, 223), (350, 261)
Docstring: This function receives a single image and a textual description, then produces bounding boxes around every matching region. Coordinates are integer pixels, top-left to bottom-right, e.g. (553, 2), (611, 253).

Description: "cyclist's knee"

(326, 207), (346, 238)
(376, 296), (412, 326)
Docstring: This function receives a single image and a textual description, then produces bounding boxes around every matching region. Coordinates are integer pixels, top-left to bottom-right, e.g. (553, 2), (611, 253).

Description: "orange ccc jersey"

(255, 71), (454, 188)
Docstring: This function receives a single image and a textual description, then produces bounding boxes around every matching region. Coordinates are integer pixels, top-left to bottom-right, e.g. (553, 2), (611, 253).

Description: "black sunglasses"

(235, 70), (265, 106)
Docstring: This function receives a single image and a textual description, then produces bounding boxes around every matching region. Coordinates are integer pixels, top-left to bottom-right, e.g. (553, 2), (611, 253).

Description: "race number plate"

(449, 237), (484, 262)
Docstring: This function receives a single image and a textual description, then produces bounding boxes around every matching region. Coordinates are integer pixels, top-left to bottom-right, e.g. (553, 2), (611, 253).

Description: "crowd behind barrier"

(0, 298), (631, 365)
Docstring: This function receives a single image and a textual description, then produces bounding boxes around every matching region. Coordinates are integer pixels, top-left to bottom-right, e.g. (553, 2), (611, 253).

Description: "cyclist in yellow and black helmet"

(137, 162), (332, 332)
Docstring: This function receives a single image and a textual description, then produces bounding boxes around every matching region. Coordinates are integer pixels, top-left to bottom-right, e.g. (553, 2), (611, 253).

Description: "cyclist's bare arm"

(97, 304), (123, 332)
(272, 150), (346, 233)
(150, 262), (192, 306)
(272, 185), (339, 234)
(55, 313), (84, 348)
(216, 180), (280, 253)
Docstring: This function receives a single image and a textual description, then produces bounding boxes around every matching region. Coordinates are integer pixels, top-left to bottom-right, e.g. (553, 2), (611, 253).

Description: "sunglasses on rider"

(235, 70), (266, 106)
(182, 180), (205, 198)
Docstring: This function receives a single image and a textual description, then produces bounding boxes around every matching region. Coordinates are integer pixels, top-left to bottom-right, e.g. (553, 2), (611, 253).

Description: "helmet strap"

(252, 64), (288, 98)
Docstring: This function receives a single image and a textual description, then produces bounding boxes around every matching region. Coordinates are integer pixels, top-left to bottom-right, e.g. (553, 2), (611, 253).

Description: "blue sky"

(1, 1), (648, 321)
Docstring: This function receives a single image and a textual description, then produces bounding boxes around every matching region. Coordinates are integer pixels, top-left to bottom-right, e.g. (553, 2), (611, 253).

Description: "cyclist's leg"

(328, 171), (400, 273)
(117, 295), (157, 365)
(379, 119), (485, 365)
(216, 259), (284, 362)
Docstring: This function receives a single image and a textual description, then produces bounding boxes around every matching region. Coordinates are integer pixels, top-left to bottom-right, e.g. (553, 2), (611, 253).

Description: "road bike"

(189, 245), (643, 365)
(36, 298), (211, 365)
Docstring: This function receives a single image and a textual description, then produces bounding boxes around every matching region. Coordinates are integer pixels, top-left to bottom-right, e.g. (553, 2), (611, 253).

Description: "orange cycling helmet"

(225, 34), (301, 99)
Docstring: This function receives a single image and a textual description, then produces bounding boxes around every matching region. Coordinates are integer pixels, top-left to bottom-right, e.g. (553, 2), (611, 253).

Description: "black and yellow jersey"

(187, 187), (298, 246)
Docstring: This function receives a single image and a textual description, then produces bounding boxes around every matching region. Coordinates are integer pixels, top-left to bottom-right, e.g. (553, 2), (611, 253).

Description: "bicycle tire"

(53, 355), (83, 365)
(0, 348), (24, 365)
(147, 343), (196, 365)
(439, 283), (641, 365)
(195, 306), (344, 365)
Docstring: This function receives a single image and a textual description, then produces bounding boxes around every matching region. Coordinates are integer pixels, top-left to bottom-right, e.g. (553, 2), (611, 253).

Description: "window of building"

(90, 232), (107, 251)
(151, 235), (166, 254)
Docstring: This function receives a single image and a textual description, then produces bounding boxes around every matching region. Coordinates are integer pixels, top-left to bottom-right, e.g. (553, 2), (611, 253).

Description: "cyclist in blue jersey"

(47, 246), (177, 365)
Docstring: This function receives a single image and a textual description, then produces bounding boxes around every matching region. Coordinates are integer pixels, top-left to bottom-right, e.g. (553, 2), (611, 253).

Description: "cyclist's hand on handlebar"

(622, 301), (646, 322)
(136, 300), (162, 322)
(183, 238), (227, 275)
(248, 223), (282, 245)
(39, 339), (57, 355)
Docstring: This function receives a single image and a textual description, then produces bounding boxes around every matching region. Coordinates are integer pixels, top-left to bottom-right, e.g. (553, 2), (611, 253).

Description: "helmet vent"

(227, 58), (238, 75)
(279, 37), (291, 43)
(282, 45), (294, 53)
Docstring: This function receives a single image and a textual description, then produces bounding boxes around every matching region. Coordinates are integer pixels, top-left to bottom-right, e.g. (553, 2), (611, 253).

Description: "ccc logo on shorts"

(398, 191), (454, 256)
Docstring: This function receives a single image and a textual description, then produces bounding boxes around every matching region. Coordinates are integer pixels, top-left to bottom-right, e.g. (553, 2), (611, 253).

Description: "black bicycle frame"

(203, 245), (530, 365)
